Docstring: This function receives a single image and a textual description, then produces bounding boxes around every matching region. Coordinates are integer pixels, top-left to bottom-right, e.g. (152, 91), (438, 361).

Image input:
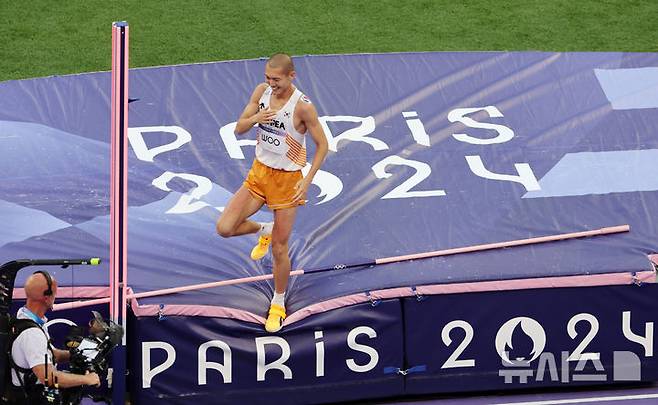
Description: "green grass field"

(1, 0), (656, 82)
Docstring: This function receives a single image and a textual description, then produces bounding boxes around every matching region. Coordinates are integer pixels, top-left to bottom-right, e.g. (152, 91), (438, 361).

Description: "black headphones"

(33, 270), (54, 296)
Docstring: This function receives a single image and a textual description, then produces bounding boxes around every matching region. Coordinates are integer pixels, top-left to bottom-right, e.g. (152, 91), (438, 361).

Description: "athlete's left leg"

(265, 206), (298, 332)
(271, 206), (297, 293)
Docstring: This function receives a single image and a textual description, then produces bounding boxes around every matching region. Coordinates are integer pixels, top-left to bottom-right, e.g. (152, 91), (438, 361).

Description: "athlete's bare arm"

(291, 101), (328, 202)
(234, 83), (278, 134)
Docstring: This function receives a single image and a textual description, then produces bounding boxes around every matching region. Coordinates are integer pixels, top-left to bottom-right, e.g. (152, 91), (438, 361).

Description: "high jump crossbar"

(53, 225), (629, 311)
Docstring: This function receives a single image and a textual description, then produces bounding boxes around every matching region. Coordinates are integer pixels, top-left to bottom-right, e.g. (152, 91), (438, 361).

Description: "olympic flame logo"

(495, 317), (546, 365)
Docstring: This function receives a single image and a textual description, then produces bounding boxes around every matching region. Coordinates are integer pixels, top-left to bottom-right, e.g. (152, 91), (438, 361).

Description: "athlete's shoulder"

(296, 93), (315, 109)
(295, 95), (318, 121)
(250, 83), (270, 102)
(257, 83), (270, 95)
(299, 93), (312, 104)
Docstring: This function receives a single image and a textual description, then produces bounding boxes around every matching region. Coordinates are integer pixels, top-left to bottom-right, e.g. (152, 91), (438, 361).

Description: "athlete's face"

(265, 65), (295, 95)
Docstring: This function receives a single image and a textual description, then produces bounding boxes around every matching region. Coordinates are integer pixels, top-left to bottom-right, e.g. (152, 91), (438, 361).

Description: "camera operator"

(9, 271), (100, 404)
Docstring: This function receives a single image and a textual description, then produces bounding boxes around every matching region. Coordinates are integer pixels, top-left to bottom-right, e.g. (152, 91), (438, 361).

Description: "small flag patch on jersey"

(301, 95), (312, 103)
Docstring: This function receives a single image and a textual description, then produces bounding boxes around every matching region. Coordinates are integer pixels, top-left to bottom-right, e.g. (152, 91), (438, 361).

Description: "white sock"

(271, 292), (285, 307)
(258, 222), (273, 236)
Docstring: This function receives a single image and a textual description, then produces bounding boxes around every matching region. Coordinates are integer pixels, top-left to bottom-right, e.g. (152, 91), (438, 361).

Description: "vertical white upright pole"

(110, 20), (128, 404)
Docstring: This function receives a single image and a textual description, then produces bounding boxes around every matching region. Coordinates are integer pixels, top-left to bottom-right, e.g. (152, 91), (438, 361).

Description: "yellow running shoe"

(250, 235), (272, 260)
(265, 304), (286, 333)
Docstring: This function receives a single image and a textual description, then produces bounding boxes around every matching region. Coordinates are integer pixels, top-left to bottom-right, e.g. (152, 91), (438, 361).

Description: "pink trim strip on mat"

(649, 254), (658, 267)
(283, 270), (656, 325)
(126, 287), (265, 325)
(13, 286), (109, 300)
(125, 270), (655, 327)
(130, 301), (266, 325)
(40, 270), (656, 326)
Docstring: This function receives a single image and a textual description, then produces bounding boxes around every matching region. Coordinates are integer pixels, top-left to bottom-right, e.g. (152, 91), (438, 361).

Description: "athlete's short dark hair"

(267, 53), (295, 73)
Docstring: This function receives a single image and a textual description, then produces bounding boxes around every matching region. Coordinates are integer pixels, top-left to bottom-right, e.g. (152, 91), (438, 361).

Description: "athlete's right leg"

(215, 185), (265, 238)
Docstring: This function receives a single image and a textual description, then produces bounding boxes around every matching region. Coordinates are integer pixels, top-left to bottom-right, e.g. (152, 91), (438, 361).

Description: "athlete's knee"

(271, 240), (289, 258)
(215, 219), (233, 238)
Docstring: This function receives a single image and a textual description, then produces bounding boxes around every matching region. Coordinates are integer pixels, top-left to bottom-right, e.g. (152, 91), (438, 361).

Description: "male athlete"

(216, 53), (328, 333)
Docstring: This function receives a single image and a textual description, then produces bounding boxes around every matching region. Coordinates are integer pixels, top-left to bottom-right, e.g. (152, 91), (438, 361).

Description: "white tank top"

(255, 86), (307, 171)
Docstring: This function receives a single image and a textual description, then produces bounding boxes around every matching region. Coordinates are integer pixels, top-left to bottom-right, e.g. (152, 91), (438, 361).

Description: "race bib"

(257, 126), (289, 155)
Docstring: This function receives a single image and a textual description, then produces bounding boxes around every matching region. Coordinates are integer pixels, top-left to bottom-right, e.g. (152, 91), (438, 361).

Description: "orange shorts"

(244, 159), (306, 210)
